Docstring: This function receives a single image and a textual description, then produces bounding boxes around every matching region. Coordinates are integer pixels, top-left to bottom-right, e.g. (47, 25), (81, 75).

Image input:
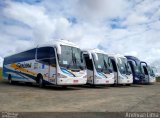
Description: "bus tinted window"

(37, 47), (56, 64)
(4, 48), (36, 65)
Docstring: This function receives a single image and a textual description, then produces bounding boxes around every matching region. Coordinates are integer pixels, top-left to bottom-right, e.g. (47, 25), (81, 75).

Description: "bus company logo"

(16, 63), (32, 68)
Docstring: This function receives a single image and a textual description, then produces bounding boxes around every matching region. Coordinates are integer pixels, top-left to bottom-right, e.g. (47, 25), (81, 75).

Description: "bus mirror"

(127, 63), (130, 69)
(108, 58), (111, 67)
(93, 53), (98, 61)
(89, 52), (92, 59)
(80, 52), (83, 63)
(56, 44), (61, 55)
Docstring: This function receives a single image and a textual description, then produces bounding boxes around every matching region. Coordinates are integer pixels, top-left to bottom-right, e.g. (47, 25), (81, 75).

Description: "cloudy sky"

(0, 0), (160, 67)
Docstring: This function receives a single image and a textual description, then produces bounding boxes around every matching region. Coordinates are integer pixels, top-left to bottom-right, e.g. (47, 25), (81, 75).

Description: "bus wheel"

(25, 82), (32, 86)
(90, 84), (95, 88)
(126, 84), (131, 86)
(62, 86), (67, 89)
(38, 75), (45, 88)
(8, 74), (13, 84)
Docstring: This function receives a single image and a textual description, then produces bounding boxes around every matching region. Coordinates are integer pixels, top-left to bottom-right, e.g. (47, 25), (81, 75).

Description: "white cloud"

(0, 0), (160, 67)
(123, 13), (148, 26)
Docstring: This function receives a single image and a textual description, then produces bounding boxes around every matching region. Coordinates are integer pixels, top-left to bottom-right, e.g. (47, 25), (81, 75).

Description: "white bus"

(109, 54), (133, 85)
(148, 66), (156, 84)
(3, 40), (87, 87)
(141, 64), (156, 84)
(82, 49), (114, 86)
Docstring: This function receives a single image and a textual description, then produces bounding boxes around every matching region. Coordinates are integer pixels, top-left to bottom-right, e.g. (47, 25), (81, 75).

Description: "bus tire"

(25, 82), (32, 86)
(8, 74), (14, 84)
(62, 86), (67, 89)
(38, 75), (45, 88)
(90, 84), (95, 88)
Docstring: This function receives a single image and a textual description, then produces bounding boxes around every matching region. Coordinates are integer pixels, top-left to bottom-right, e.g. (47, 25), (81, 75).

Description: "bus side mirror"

(88, 52), (92, 60)
(108, 58), (111, 66)
(80, 52), (84, 63)
(56, 44), (61, 55)
(93, 53), (98, 61)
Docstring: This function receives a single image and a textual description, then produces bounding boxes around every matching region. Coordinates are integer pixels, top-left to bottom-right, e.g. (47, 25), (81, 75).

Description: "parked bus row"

(2, 40), (156, 87)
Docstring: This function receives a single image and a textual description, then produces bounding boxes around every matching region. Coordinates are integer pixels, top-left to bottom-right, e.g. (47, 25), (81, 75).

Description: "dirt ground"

(0, 81), (160, 112)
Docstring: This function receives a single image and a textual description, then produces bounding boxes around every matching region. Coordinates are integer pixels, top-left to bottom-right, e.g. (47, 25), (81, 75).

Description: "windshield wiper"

(72, 53), (85, 70)
(74, 58), (84, 70)
(102, 60), (110, 73)
(66, 61), (72, 69)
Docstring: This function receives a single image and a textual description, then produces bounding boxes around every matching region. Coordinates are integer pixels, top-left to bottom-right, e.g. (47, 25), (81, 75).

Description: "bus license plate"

(106, 81), (109, 83)
(73, 80), (78, 83)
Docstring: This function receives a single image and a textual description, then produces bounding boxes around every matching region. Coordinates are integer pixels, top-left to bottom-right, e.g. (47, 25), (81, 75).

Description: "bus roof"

(83, 48), (108, 55)
(109, 54), (126, 58)
(4, 39), (79, 58)
(125, 56), (140, 61)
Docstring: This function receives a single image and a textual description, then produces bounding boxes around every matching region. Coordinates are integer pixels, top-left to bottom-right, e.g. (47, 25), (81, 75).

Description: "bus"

(125, 56), (150, 84)
(109, 54), (133, 85)
(82, 49), (114, 86)
(3, 40), (87, 87)
(147, 65), (156, 84)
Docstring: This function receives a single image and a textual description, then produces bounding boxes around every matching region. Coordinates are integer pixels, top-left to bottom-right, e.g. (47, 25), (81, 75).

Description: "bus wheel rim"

(9, 79), (11, 84)
(39, 78), (43, 87)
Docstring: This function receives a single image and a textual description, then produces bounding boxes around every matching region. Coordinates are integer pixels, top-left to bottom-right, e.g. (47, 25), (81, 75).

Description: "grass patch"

(156, 77), (160, 82)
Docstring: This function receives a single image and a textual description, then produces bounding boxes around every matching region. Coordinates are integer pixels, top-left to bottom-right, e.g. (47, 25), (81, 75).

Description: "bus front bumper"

(94, 78), (115, 85)
(118, 78), (133, 84)
(57, 77), (87, 85)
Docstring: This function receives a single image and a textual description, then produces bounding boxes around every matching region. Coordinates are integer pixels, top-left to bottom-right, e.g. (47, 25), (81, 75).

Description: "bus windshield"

(117, 58), (127, 74)
(58, 45), (85, 70)
(131, 61), (141, 74)
(136, 65), (141, 72)
(93, 53), (110, 73)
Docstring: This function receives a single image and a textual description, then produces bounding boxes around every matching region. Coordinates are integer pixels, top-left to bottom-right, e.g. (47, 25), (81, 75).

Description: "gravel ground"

(0, 81), (159, 112)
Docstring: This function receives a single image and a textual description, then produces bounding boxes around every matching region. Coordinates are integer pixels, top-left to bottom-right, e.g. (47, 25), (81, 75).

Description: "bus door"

(110, 58), (118, 84)
(48, 48), (57, 84)
(83, 53), (94, 84)
(36, 47), (57, 83)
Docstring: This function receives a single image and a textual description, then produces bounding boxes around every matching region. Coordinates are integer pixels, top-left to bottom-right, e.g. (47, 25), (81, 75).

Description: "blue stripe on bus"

(98, 72), (107, 78)
(60, 67), (75, 77)
(3, 67), (36, 81)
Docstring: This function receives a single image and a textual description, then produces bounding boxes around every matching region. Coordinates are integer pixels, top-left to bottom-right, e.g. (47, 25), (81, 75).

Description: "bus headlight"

(57, 73), (67, 78)
(119, 76), (123, 79)
(135, 77), (139, 80)
(95, 75), (102, 79)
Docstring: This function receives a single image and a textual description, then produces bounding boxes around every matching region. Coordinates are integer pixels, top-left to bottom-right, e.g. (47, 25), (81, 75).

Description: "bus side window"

(37, 47), (56, 65)
(83, 54), (93, 70)
(49, 47), (56, 64)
